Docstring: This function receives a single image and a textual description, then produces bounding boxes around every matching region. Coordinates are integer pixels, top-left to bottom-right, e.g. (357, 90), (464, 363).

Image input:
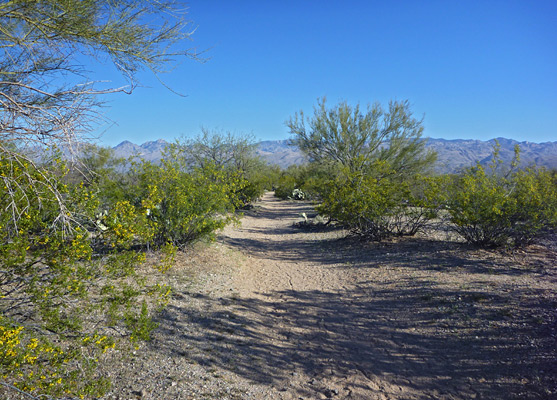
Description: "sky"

(95, 0), (557, 147)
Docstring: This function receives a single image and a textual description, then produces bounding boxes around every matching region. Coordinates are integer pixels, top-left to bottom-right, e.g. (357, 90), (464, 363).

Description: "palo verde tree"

(288, 98), (436, 174)
(1, 1), (200, 397)
(178, 128), (258, 172)
(287, 98), (439, 239)
(1, 0), (200, 235)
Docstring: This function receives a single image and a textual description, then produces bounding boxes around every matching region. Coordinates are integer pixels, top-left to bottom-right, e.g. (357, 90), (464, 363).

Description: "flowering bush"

(1, 147), (246, 398)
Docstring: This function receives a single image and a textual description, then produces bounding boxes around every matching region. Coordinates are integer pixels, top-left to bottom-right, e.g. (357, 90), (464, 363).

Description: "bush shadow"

(154, 281), (556, 399)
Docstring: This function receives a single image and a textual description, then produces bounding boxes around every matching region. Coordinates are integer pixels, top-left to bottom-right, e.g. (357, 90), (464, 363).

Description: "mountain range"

(112, 137), (557, 174)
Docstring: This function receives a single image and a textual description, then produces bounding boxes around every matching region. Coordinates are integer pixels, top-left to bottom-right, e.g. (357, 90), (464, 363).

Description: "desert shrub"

(0, 152), (179, 398)
(0, 0), (202, 395)
(287, 99), (438, 239)
(130, 158), (244, 248)
(447, 145), (557, 247)
(287, 98), (436, 176)
(234, 158), (275, 206)
(169, 130), (268, 207)
(0, 314), (114, 397)
(275, 173), (298, 199)
(317, 162), (441, 240)
(294, 163), (336, 200)
(274, 163), (329, 200)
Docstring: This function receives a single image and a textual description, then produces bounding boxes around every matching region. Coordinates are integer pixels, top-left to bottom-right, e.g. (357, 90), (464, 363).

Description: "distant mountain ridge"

(113, 139), (168, 162)
(427, 137), (557, 173)
(112, 137), (557, 173)
(255, 139), (306, 167)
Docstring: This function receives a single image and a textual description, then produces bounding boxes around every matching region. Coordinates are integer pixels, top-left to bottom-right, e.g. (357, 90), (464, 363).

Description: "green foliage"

(131, 158), (243, 248)
(274, 173), (298, 200)
(274, 163), (330, 200)
(0, 317), (111, 397)
(317, 162), (442, 240)
(447, 145), (557, 247)
(0, 143), (246, 398)
(287, 99), (438, 239)
(0, 1), (204, 397)
(170, 130), (268, 206)
(235, 157), (275, 206)
(126, 302), (159, 342)
(1, 0), (199, 153)
(287, 98), (436, 174)
(0, 153), (163, 398)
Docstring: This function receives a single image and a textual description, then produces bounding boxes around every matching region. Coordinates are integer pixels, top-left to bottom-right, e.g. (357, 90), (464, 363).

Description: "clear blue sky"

(96, 0), (557, 146)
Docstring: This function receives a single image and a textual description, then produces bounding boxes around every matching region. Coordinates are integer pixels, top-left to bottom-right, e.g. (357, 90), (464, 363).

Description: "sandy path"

(210, 193), (555, 400)
(222, 194), (363, 399)
(100, 192), (555, 400)
(219, 193), (445, 400)
(220, 193), (383, 400)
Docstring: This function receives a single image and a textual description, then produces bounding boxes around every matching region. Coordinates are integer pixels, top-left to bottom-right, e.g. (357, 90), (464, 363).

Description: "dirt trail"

(102, 192), (555, 400)
(212, 193), (556, 400)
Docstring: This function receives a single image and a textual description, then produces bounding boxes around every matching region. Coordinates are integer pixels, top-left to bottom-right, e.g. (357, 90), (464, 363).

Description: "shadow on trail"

(221, 229), (541, 278)
(242, 199), (316, 221)
(154, 283), (555, 399)
(155, 196), (555, 399)
(224, 197), (545, 278)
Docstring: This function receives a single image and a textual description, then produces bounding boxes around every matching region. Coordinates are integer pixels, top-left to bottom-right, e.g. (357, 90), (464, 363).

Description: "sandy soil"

(101, 192), (556, 399)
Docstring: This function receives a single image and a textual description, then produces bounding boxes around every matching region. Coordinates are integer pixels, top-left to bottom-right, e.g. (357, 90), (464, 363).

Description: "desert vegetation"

(0, 134), (272, 397)
(1, 2), (556, 399)
(0, 0), (272, 397)
(278, 98), (557, 247)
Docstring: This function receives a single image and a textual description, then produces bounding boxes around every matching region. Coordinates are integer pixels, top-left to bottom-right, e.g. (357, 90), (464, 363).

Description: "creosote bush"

(1, 141), (256, 398)
(317, 161), (442, 240)
(170, 130), (272, 207)
(0, 0), (252, 397)
(131, 158), (245, 248)
(274, 163), (333, 201)
(1, 155), (150, 398)
(447, 144), (557, 247)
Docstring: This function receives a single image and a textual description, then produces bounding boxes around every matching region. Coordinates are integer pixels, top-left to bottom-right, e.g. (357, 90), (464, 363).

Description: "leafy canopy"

(1, 0), (199, 150)
(286, 98), (439, 240)
(287, 98), (436, 176)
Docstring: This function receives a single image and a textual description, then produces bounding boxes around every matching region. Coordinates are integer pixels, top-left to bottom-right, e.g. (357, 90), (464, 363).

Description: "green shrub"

(0, 152), (173, 398)
(273, 164), (329, 200)
(318, 162), (441, 240)
(130, 158), (244, 248)
(168, 130), (268, 207)
(274, 174), (298, 199)
(234, 158), (273, 206)
(285, 98), (438, 237)
(1, 146), (242, 398)
(447, 146), (557, 247)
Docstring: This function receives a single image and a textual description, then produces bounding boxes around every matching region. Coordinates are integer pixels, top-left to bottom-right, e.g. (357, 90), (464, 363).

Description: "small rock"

(324, 388), (339, 398)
